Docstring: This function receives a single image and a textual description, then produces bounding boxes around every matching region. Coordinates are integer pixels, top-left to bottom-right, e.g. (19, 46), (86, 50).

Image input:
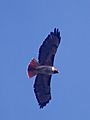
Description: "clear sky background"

(0, 0), (90, 120)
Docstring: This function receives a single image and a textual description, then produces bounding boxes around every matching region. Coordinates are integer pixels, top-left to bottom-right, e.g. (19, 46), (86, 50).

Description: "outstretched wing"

(34, 74), (51, 108)
(38, 28), (61, 66)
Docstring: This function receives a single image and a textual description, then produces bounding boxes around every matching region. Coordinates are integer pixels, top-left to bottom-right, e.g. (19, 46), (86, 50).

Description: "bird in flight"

(27, 28), (61, 108)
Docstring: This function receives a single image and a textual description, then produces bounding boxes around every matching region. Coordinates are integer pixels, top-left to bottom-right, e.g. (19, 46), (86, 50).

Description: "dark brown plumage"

(34, 28), (61, 108)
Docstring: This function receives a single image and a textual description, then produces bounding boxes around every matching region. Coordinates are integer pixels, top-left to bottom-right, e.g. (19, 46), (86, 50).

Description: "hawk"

(27, 28), (61, 108)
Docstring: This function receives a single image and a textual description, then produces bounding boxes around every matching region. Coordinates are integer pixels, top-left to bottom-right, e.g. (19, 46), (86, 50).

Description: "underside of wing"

(38, 28), (61, 66)
(34, 74), (52, 108)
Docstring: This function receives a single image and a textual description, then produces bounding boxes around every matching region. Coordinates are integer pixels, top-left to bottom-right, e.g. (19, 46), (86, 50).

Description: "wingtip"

(53, 28), (61, 40)
(54, 28), (60, 34)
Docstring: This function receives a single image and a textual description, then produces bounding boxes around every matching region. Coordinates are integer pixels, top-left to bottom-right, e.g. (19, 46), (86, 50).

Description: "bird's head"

(52, 66), (59, 74)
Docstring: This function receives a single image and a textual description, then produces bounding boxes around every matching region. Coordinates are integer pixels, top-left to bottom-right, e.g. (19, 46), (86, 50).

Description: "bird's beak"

(54, 69), (59, 74)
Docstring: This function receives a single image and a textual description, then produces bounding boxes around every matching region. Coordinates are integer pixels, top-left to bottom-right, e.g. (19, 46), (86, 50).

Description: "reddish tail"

(27, 58), (39, 78)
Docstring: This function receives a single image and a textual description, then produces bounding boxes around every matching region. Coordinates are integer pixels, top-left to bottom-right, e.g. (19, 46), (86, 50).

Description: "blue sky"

(0, 0), (90, 120)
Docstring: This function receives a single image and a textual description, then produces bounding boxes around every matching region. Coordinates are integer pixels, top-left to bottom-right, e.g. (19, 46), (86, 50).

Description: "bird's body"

(27, 28), (61, 108)
(28, 62), (58, 75)
(35, 65), (58, 75)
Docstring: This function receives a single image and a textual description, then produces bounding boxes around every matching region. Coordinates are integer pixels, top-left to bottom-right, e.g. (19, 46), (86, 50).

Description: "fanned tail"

(27, 58), (39, 78)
